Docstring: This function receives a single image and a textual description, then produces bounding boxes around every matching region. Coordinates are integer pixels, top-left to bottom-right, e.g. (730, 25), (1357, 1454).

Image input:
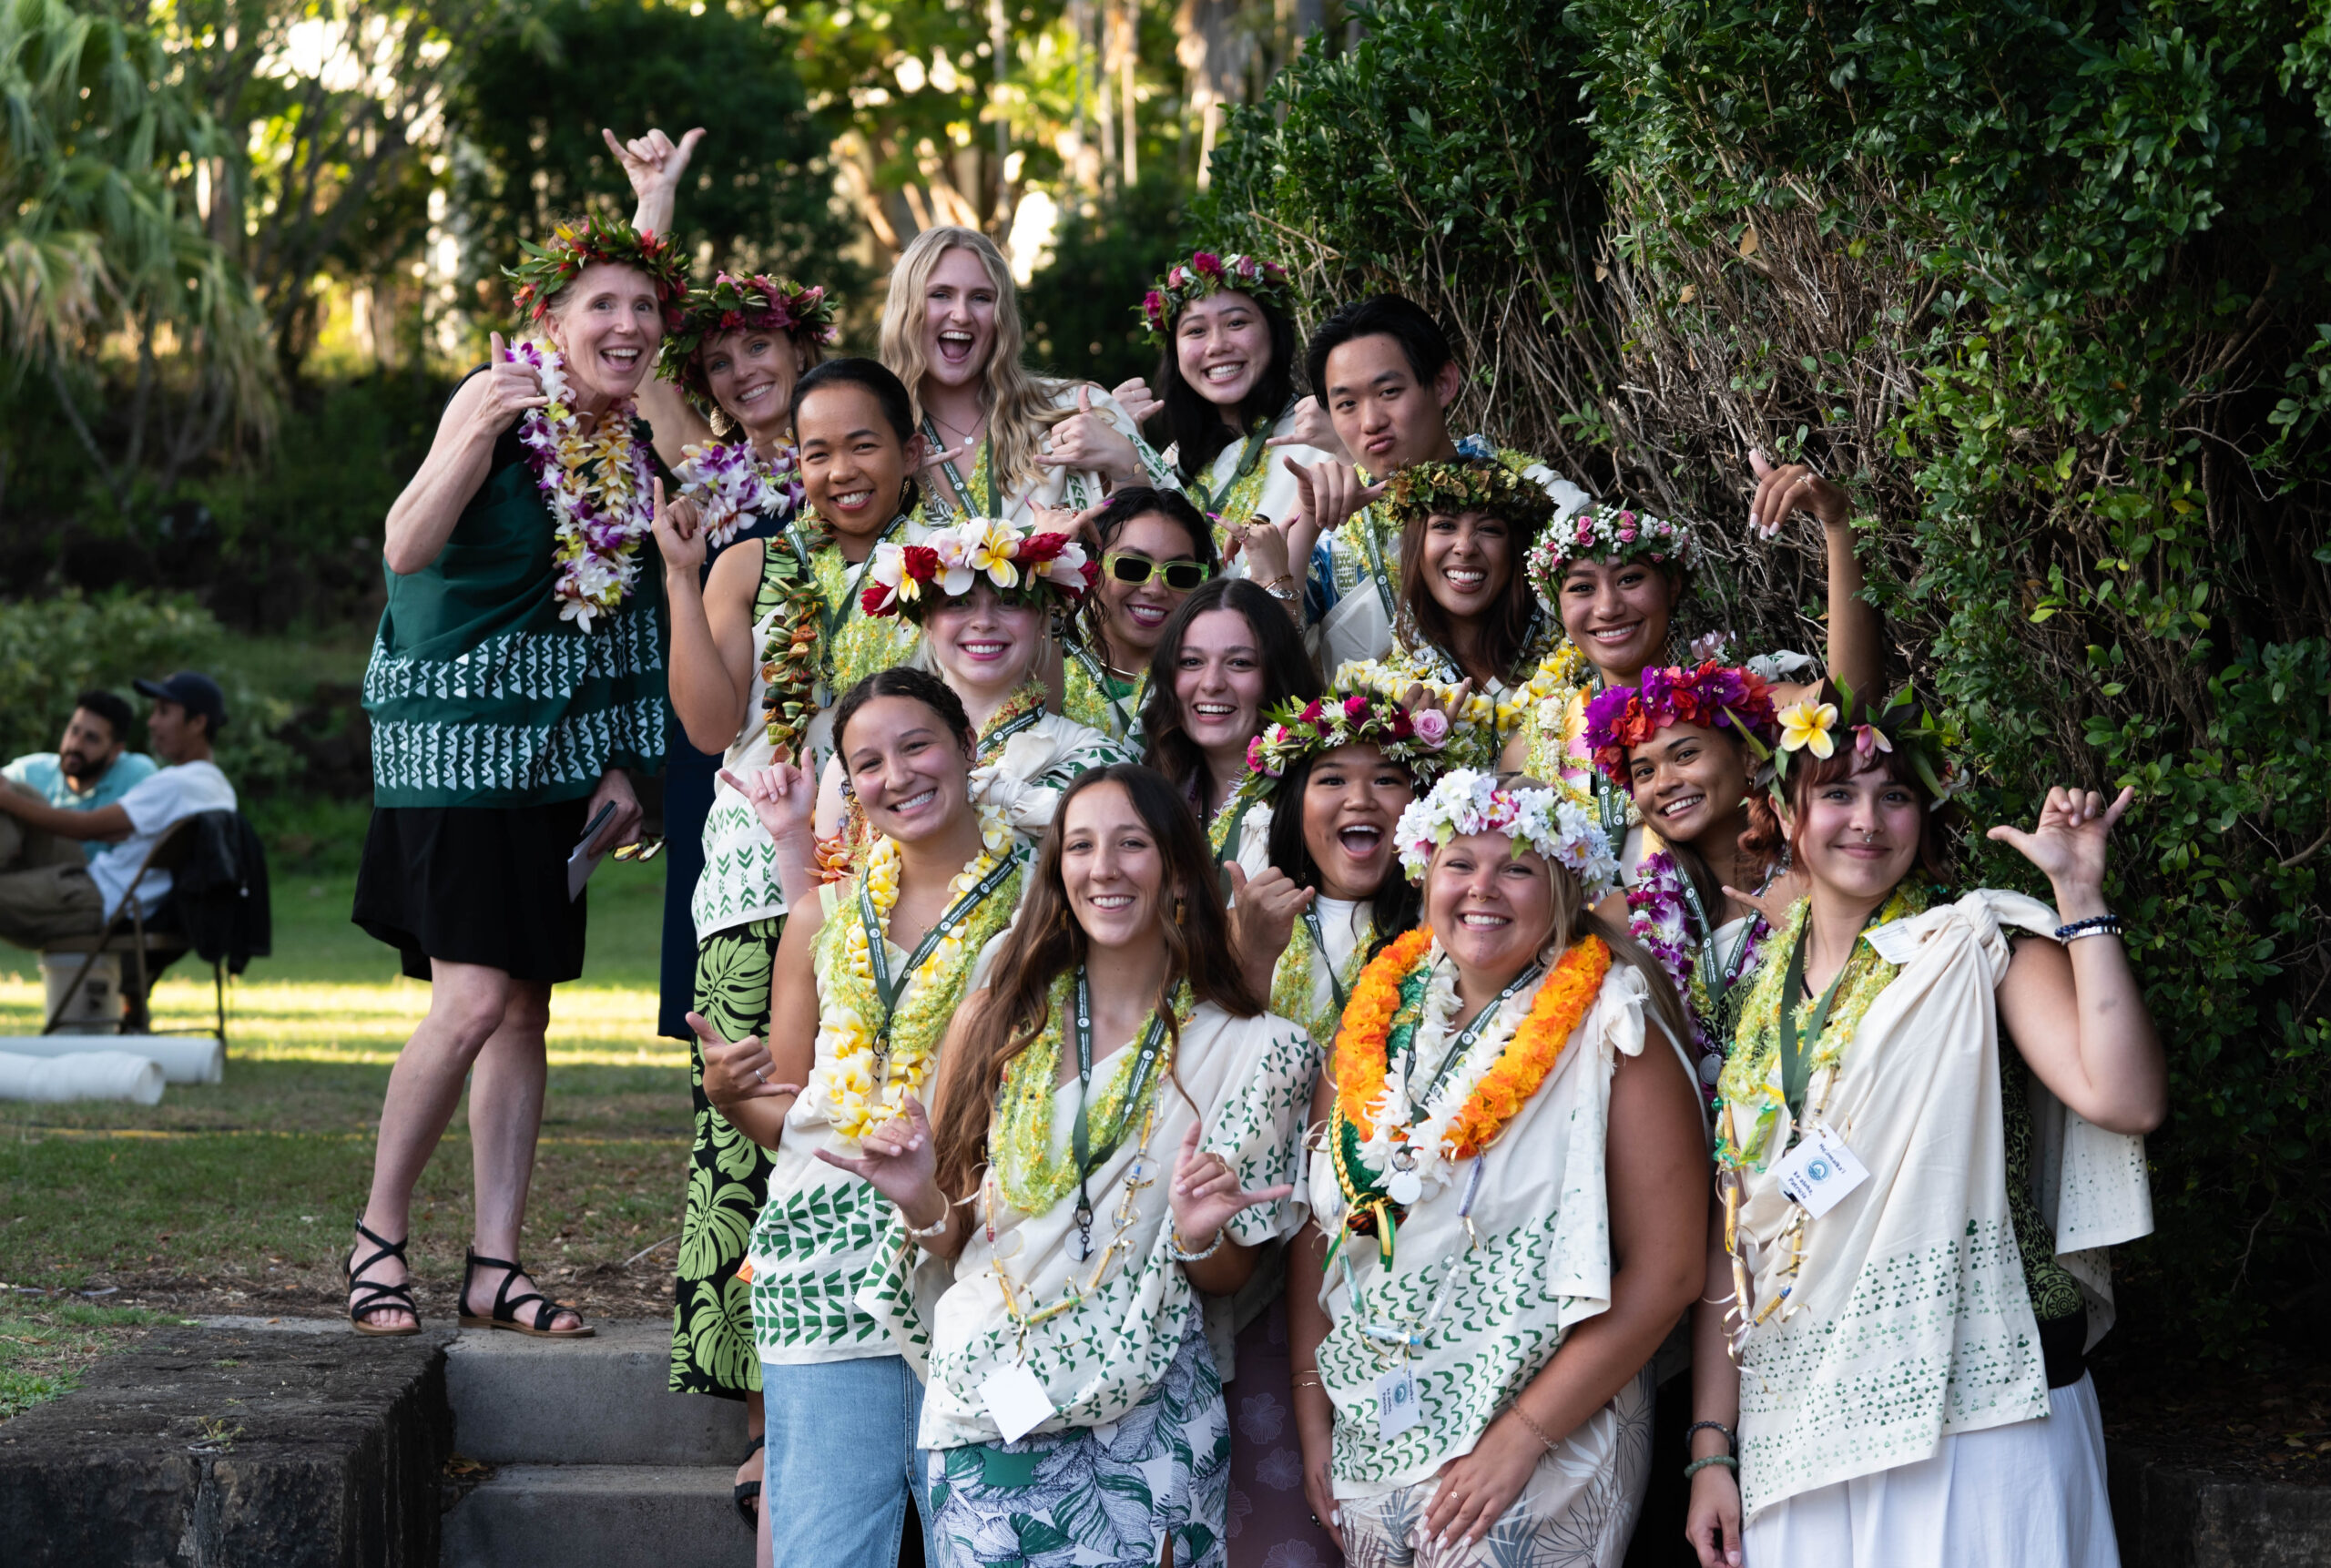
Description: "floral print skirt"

(667, 916), (781, 1400)
(924, 1314), (1231, 1568)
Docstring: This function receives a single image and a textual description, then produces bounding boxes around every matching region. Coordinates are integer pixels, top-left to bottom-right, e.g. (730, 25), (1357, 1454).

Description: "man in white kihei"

(0, 671), (238, 947)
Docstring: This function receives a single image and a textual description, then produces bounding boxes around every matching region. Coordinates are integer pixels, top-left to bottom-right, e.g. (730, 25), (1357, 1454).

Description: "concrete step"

(444, 1319), (748, 1466)
(441, 1463), (747, 1568)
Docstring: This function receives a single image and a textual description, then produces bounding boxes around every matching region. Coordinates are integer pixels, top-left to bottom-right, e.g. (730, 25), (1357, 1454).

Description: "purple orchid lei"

(1626, 849), (1771, 1106)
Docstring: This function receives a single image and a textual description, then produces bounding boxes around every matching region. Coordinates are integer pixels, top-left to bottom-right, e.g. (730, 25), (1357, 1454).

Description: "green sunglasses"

(1102, 549), (1211, 592)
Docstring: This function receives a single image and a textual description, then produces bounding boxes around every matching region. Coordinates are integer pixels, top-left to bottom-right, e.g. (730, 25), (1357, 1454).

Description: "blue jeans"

(762, 1355), (931, 1568)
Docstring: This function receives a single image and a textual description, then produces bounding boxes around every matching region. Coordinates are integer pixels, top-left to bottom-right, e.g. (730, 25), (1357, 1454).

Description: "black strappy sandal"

(733, 1432), (766, 1527)
(345, 1220), (422, 1338)
(457, 1247), (595, 1339)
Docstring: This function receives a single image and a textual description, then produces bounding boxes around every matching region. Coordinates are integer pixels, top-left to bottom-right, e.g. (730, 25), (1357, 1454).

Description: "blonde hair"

(879, 226), (1081, 501)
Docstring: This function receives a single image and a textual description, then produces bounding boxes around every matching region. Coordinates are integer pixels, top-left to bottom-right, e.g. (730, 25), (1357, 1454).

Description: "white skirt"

(1743, 1373), (2120, 1568)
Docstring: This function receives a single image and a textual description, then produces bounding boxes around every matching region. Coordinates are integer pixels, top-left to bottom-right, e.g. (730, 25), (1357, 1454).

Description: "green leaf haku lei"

(991, 974), (1194, 1215)
(1715, 883), (1929, 1171)
(1270, 908), (1375, 1056)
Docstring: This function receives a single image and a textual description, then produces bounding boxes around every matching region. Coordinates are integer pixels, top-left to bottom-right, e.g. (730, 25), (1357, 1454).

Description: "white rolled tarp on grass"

(0, 1034), (222, 1084)
(0, 1049), (165, 1105)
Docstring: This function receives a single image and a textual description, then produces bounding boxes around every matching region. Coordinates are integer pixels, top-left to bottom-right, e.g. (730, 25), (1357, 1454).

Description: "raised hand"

(1167, 1121), (1294, 1253)
(816, 1094), (942, 1217)
(1720, 863), (1809, 930)
(601, 125), (702, 234)
(720, 763), (816, 847)
(1038, 384), (1144, 483)
(651, 477), (707, 575)
(687, 1011), (801, 1114)
(1029, 499), (1110, 546)
(1285, 454), (1385, 536)
(1746, 448), (1850, 538)
(1265, 394), (1349, 461)
(1227, 861), (1312, 968)
(1986, 785), (2133, 911)
(473, 332), (552, 437)
(1112, 375), (1162, 428)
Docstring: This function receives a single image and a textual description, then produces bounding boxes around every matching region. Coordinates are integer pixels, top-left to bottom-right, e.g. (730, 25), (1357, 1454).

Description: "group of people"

(339, 123), (2166, 1568)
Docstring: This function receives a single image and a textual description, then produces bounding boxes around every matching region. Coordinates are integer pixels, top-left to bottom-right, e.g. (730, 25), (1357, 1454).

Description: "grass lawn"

(0, 839), (695, 1418)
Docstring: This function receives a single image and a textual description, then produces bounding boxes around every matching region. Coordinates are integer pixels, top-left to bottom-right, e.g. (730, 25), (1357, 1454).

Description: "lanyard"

(1410, 961), (1544, 1111)
(1341, 1154), (1486, 1356)
(1070, 967), (1171, 1254)
(921, 418), (999, 518)
(1776, 911), (1875, 1121)
(809, 514), (907, 687)
(1674, 874), (1757, 1013)
(1190, 403), (1286, 517)
(1303, 903), (1352, 1017)
(1067, 638), (1138, 738)
(978, 703), (1043, 761)
(857, 850), (1021, 1044)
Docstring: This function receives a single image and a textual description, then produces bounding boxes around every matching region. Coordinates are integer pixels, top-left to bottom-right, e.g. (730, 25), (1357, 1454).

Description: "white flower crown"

(1393, 768), (1620, 900)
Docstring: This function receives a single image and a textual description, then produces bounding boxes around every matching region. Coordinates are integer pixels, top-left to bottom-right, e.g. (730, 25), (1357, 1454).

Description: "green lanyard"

(1411, 961), (1544, 1109)
(809, 514), (907, 691)
(1776, 912), (1876, 1123)
(1067, 638), (1139, 738)
(857, 850), (1022, 1045)
(977, 704), (1043, 762)
(1303, 903), (1352, 1017)
(1189, 402), (1286, 516)
(1069, 967), (1170, 1258)
(1674, 874), (1757, 1038)
(922, 418), (1000, 518)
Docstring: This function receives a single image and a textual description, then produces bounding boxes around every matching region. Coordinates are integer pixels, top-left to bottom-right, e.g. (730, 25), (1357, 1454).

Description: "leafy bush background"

(1206, 0), (2331, 1345)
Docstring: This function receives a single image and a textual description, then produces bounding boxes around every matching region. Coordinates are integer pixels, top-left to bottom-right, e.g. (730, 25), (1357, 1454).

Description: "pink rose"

(1411, 708), (1451, 748)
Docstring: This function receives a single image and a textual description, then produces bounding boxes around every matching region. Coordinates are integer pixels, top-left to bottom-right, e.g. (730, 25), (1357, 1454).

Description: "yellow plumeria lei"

(991, 972), (1196, 1216)
(1516, 640), (1600, 786)
(1714, 882), (1929, 1171)
(805, 801), (1020, 1143)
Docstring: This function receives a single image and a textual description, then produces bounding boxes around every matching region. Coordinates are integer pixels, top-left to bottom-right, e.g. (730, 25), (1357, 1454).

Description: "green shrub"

(1206, 0), (2331, 1348)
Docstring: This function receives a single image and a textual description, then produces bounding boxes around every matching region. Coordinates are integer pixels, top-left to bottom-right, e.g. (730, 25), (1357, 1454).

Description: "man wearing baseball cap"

(0, 671), (238, 946)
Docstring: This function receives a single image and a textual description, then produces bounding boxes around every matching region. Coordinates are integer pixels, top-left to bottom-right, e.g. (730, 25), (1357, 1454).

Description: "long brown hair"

(1397, 504), (1544, 687)
(927, 765), (1264, 1200)
(1139, 577), (1324, 820)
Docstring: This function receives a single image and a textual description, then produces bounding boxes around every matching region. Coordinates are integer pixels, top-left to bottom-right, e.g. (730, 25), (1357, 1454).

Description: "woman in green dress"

(346, 216), (683, 1339)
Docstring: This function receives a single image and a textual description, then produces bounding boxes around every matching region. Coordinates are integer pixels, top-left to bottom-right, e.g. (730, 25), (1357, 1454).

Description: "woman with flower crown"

(1206, 685), (1461, 1568)
(828, 762), (1314, 1568)
(810, 511), (1130, 857)
(1505, 457), (1883, 873)
(690, 667), (1027, 1567)
(1287, 769), (1707, 1564)
(647, 355), (931, 1498)
(1046, 485), (1220, 748)
(1335, 446), (1574, 773)
(1682, 689), (2161, 1568)
(345, 216), (685, 1340)
(1108, 250), (1341, 601)
(884, 225), (1176, 526)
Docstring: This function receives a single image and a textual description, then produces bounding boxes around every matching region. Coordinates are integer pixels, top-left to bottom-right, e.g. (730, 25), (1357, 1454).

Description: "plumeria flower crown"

(1580, 660), (1780, 787)
(504, 212), (688, 322)
(1394, 768), (1621, 900)
(1231, 685), (1463, 818)
(1383, 448), (1556, 533)
(1522, 502), (1699, 606)
(860, 515), (1096, 622)
(1137, 250), (1297, 344)
(1746, 678), (1970, 811)
(656, 271), (841, 413)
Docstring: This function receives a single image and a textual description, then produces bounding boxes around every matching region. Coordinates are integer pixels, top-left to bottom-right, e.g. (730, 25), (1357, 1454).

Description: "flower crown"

(1382, 450), (1556, 532)
(1228, 687), (1459, 821)
(656, 271), (840, 412)
(1394, 768), (1620, 900)
(1522, 503), (1698, 606)
(505, 213), (689, 322)
(1746, 679), (1970, 811)
(1580, 661), (1780, 787)
(1138, 250), (1296, 344)
(860, 516), (1095, 621)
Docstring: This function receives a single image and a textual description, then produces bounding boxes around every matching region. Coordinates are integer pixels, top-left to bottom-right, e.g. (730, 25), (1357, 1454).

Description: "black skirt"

(352, 799), (591, 983)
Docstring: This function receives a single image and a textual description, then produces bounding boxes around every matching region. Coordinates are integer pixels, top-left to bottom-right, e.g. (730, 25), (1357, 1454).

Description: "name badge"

(1774, 1123), (1870, 1218)
(981, 1363), (1059, 1444)
(1375, 1364), (1421, 1443)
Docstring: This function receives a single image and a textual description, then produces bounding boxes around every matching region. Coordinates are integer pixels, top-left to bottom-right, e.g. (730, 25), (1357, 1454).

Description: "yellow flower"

(968, 518), (1022, 587)
(1777, 700), (1839, 759)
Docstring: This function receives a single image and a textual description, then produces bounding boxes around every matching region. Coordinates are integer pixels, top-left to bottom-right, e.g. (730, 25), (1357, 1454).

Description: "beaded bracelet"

(1683, 1454), (1739, 1480)
(2054, 913), (2122, 943)
(1509, 1403), (1561, 1454)
(1684, 1420), (1736, 1453)
(1168, 1226), (1226, 1262)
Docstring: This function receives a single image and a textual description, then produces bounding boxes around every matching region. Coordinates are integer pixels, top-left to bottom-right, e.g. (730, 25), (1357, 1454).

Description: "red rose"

(899, 545), (941, 581)
(1017, 533), (1068, 565)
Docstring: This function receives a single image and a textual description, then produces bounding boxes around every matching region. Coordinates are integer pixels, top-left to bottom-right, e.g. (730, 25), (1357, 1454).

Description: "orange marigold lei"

(1331, 927), (1612, 1166)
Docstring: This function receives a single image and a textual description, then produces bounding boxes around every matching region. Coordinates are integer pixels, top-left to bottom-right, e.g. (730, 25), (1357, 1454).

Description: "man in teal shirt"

(1, 690), (158, 868)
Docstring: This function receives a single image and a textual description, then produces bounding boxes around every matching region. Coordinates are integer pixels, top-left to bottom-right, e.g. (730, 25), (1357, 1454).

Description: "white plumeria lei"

(509, 340), (657, 632)
(1357, 942), (1532, 1194)
(672, 439), (801, 549)
(1393, 767), (1620, 899)
(799, 801), (1017, 1142)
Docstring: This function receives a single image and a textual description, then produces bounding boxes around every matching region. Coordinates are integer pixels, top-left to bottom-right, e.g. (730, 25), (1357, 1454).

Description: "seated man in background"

(0, 672), (237, 948)
(2, 689), (159, 870)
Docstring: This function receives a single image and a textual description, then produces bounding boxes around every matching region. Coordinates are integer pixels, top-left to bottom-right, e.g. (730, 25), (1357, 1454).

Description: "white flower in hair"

(1395, 768), (1618, 899)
